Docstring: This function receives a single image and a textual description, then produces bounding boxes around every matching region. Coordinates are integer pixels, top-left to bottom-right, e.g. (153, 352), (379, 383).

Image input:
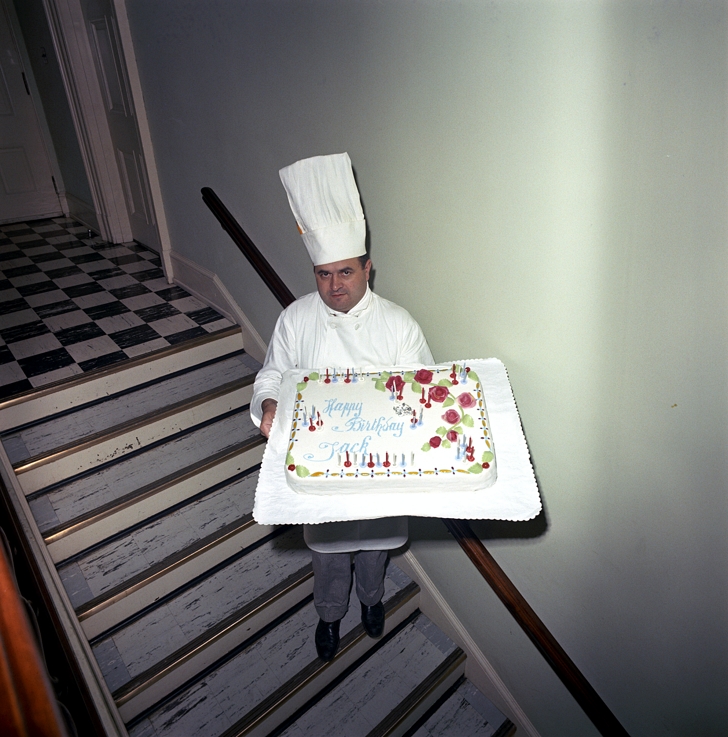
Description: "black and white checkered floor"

(0, 217), (234, 400)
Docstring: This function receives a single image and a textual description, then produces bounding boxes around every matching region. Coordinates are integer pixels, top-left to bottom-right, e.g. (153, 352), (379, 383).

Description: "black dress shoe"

(361, 601), (385, 638)
(315, 618), (340, 661)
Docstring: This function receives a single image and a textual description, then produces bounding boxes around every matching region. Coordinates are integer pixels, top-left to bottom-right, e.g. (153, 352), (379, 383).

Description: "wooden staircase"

(0, 325), (515, 737)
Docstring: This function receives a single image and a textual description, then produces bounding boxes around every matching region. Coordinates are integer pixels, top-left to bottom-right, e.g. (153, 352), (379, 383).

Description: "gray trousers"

(311, 549), (388, 622)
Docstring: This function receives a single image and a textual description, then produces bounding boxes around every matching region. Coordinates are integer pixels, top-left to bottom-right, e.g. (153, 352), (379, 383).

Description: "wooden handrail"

(444, 519), (630, 736)
(0, 541), (68, 737)
(201, 187), (296, 308)
(202, 187), (630, 736)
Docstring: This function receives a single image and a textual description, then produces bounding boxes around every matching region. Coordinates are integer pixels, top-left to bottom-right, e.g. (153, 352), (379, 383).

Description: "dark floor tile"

(55, 322), (106, 346)
(90, 242), (121, 252)
(108, 324), (163, 349)
(154, 286), (188, 302)
(17, 348), (75, 378)
(0, 345), (15, 365)
(0, 298), (31, 315)
(3, 228), (32, 236)
(0, 279), (11, 291)
(1, 320), (50, 344)
(35, 300), (80, 319)
(134, 303), (180, 322)
(16, 280), (56, 297)
(87, 266), (125, 281)
(44, 265), (83, 280)
(125, 243), (148, 253)
(0, 237), (12, 245)
(0, 249), (24, 262)
(54, 240), (86, 251)
(84, 301), (129, 321)
(165, 327), (207, 345)
(62, 282), (104, 299)
(29, 251), (66, 264)
(109, 253), (145, 266)
(4, 264), (41, 278)
(108, 283), (150, 300)
(186, 307), (224, 325)
(78, 351), (128, 372)
(133, 268), (165, 283)
(14, 238), (45, 249)
(0, 378), (33, 399)
(69, 252), (105, 264)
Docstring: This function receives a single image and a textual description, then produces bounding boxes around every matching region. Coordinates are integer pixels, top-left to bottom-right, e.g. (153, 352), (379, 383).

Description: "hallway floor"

(0, 218), (234, 399)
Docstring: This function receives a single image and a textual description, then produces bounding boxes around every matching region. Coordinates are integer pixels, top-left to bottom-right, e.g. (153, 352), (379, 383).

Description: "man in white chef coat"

(251, 153), (433, 661)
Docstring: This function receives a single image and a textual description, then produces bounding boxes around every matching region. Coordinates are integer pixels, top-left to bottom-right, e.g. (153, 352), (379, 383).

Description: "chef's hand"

(260, 399), (278, 438)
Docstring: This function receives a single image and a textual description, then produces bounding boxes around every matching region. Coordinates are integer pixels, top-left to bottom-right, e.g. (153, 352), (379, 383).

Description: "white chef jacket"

(251, 285), (433, 553)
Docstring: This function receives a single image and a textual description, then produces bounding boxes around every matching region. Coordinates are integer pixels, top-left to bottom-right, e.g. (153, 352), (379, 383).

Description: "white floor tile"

(0, 288), (21, 302)
(8, 333), (63, 360)
(0, 309), (39, 328)
(203, 318), (235, 332)
(65, 335), (121, 362)
(46, 234), (81, 245)
(95, 312), (145, 333)
(122, 260), (159, 274)
(29, 363), (83, 387)
(9, 272), (50, 287)
(53, 273), (95, 288)
(44, 310), (92, 332)
(149, 314), (198, 337)
(38, 258), (74, 272)
(24, 290), (68, 308)
(73, 291), (117, 308)
(144, 277), (172, 292)
(121, 293), (164, 311)
(0, 361), (26, 384)
(169, 296), (206, 313)
(123, 338), (170, 358)
(9, 234), (43, 243)
(96, 274), (138, 290)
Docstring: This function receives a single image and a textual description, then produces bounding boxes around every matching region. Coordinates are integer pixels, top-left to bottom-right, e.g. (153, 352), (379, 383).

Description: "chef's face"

(314, 256), (371, 313)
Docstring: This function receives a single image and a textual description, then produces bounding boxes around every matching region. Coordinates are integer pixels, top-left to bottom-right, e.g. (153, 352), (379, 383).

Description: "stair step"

(90, 527), (311, 711)
(1, 349), (258, 463)
(123, 565), (419, 737)
(273, 612), (464, 737)
(27, 406), (259, 534)
(0, 325), (245, 430)
(14, 375), (256, 495)
(44, 437), (266, 563)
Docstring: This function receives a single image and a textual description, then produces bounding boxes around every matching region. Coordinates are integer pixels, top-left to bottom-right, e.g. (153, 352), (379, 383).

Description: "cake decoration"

(285, 363), (497, 495)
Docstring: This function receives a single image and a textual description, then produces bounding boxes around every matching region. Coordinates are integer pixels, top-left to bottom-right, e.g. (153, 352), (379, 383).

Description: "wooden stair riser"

(16, 383), (254, 495)
(0, 328), (244, 431)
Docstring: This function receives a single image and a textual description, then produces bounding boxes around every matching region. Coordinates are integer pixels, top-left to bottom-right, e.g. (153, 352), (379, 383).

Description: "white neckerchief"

(326, 284), (372, 320)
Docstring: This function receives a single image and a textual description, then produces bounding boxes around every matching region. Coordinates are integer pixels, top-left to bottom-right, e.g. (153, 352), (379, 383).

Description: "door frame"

(41, 0), (173, 278)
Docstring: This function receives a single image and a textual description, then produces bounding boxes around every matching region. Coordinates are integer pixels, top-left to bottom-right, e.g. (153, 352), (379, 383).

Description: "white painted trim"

(170, 250), (268, 364)
(393, 549), (541, 737)
(112, 0), (173, 275)
(0, 446), (127, 736)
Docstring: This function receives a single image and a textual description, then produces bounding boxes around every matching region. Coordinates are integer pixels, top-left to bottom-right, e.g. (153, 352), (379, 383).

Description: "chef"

(251, 153), (433, 661)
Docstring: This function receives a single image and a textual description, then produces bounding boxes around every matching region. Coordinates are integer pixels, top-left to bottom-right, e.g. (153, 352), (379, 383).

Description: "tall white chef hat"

(279, 152), (366, 266)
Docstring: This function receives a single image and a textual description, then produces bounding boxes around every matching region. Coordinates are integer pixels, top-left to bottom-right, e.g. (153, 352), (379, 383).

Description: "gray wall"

(124, 1), (728, 734)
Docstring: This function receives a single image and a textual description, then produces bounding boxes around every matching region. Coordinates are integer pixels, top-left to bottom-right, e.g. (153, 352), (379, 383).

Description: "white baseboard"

(392, 549), (541, 737)
(169, 251), (267, 364)
(64, 191), (100, 233)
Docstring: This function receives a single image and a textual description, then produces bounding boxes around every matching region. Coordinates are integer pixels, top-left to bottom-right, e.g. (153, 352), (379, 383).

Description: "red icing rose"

(428, 385), (449, 403)
(446, 430), (458, 442)
(385, 375), (405, 393)
(457, 392), (476, 409)
(429, 436), (442, 448)
(414, 369), (433, 385)
(442, 409), (460, 424)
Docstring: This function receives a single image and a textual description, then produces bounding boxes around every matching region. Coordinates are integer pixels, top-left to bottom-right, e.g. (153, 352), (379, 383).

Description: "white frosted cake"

(284, 363), (496, 495)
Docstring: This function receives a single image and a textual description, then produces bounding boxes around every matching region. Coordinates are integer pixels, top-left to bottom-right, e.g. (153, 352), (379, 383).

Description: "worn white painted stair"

(0, 325), (514, 737)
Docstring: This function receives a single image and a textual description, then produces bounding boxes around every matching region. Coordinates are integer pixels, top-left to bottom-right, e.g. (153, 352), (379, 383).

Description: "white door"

(82, 0), (160, 250)
(0, 1), (62, 224)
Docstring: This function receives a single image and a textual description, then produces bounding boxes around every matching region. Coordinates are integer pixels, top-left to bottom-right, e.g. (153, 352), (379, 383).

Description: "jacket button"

(355, 324), (361, 330)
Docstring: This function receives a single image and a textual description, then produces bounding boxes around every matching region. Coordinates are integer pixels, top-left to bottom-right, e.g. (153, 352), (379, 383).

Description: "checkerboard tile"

(0, 218), (235, 399)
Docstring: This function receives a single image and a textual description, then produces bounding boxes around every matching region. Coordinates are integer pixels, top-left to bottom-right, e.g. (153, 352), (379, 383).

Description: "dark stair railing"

(202, 186), (631, 737)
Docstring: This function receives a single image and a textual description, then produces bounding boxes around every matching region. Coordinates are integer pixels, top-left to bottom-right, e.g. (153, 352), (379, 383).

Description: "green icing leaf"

(295, 465), (310, 477)
(481, 451), (494, 463)
(442, 439), (451, 448)
(296, 382), (307, 392)
(285, 453), (294, 466)
(421, 443), (431, 452)
(309, 371), (319, 381)
(374, 380), (386, 392)
(468, 463), (483, 474)
(411, 381), (422, 394)
(467, 370), (479, 382)
(380, 371), (391, 380)
(452, 425), (463, 435)
(403, 371), (415, 382)
(438, 378), (453, 387)
(436, 426), (447, 436)
(462, 414), (474, 428)
(442, 396), (455, 408)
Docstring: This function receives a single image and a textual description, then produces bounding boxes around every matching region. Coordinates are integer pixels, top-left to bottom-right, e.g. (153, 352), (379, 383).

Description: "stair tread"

(410, 680), (510, 737)
(277, 613), (460, 737)
(124, 564), (416, 737)
(28, 408), (258, 533)
(2, 352), (258, 463)
(92, 527), (311, 694)
(57, 470), (259, 609)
